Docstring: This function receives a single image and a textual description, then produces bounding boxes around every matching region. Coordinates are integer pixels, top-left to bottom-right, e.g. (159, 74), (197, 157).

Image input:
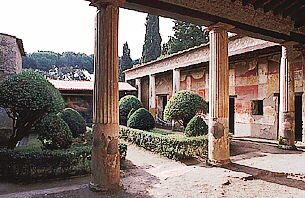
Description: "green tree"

(119, 95), (142, 126)
(162, 21), (209, 55)
(58, 108), (86, 138)
(142, 14), (162, 63)
(185, 115), (208, 137)
(36, 113), (73, 150)
(0, 72), (65, 149)
(22, 51), (94, 73)
(127, 108), (155, 130)
(119, 42), (133, 82)
(163, 90), (208, 128)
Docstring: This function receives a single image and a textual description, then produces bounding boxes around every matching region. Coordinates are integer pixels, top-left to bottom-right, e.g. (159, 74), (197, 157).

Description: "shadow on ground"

(27, 159), (159, 198)
(231, 139), (303, 156)
(225, 163), (305, 191)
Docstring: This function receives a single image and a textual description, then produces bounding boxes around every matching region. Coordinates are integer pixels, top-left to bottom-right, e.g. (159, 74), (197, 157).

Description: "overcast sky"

(0, 0), (174, 59)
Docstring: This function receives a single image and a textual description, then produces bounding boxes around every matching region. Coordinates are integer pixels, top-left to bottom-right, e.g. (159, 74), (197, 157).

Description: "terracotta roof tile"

(49, 80), (137, 91)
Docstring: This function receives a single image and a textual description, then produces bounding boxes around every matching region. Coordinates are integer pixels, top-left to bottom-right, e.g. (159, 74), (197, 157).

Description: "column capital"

(279, 41), (298, 47)
(86, 0), (125, 8)
(205, 22), (235, 31)
(280, 42), (301, 61)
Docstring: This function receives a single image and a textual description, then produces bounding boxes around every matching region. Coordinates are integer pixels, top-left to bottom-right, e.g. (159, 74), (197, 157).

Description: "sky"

(0, 0), (174, 60)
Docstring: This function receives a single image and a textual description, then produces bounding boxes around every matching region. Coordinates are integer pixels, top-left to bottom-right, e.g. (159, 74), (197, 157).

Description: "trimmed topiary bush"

(59, 108), (86, 138)
(127, 108), (155, 130)
(119, 95), (142, 126)
(185, 115), (208, 137)
(0, 71), (64, 149)
(35, 113), (73, 150)
(127, 108), (137, 120)
(163, 90), (208, 128)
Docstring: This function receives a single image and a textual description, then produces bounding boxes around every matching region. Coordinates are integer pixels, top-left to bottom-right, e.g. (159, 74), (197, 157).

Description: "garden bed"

(0, 143), (127, 181)
(119, 126), (208, 160)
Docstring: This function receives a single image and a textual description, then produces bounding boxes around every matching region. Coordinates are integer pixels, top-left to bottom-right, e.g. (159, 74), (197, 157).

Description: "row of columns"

(136, 32), (299, 166)
(89, 0), (300, 192)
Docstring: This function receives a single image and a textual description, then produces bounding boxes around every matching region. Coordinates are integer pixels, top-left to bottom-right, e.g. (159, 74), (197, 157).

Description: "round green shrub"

(127, 108), (155, 130)
(0, 71), (65, 149)
(185, 115), (208, 137)
(163, 90), (208, 128)
(0, 71), (64, 113)
(36, 113), (73, 150)
(59, 108), (86, 138)
(119, 95), (142, 126)
(127, 108), (137, 120)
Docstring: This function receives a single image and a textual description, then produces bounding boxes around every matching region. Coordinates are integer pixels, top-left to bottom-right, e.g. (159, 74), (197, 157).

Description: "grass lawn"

(149, 129), (173, 135)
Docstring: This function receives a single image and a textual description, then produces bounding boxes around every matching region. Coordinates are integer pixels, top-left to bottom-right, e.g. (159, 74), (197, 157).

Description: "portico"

(85, 0), (305, 193)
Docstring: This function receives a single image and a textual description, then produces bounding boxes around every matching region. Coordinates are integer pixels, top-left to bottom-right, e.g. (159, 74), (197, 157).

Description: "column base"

(89, 182), (123, 193)
(208, 159), (231, 167)
(278, 144), (297, 150)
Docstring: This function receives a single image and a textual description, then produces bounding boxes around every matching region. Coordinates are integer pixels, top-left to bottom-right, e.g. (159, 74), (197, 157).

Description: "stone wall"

(0, 34), (22, 80)
(0, 34), (23, 145)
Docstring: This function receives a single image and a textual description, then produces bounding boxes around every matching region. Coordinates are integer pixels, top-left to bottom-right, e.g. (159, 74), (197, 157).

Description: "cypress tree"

(142, 14), (162, 63)
(162, 21), (209, 55)
(119, 42), (133, 82)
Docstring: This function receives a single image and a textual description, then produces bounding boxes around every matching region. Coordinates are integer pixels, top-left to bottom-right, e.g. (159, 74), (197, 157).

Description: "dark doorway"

(229, 97), (235, 134)
(295, 94), (302, 141)
(157, 94), (168, 120)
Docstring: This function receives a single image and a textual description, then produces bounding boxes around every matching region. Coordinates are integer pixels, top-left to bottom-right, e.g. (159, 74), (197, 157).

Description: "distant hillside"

(22, 51), (94, 73)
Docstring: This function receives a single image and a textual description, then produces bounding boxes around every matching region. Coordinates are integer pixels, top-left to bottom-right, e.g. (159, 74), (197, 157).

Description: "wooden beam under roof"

(283, 0), (305, 17)
(263, 0), (280, 12)
(273, 0), (297, 15)
(253, 0), (268, 9)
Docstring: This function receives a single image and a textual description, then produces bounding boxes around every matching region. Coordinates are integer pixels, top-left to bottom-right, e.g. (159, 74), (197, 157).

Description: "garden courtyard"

(1, 139), (305, 198)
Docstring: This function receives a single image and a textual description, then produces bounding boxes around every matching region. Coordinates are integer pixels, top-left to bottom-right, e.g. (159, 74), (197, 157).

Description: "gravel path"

(1, 139), (305, 198)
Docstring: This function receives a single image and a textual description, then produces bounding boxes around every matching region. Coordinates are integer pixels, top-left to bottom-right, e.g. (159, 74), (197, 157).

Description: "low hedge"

(0, 144), (127, 181)
(120, 126), (207, 160)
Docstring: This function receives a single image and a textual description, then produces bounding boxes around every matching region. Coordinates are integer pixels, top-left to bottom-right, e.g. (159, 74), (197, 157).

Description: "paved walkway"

(1, 139), (305, 198)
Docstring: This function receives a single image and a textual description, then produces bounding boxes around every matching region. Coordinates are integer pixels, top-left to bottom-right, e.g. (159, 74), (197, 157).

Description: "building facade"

(125, 35), (305, 142)
(49, 80), (137, 123)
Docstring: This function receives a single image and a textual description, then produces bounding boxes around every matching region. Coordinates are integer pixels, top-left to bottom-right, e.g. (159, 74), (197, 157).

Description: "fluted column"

(172, 69), (180, 95)
(278, 43), (297, 150)
(135, 78), (142, 102)
(90, 0), (124, 192)
(149, 74), (156, 117)
(207, 23), (233, 166)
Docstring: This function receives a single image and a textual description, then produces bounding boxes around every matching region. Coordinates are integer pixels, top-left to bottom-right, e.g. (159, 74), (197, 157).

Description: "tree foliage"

(163, 90), (208, 128)
(119, 42), (133, 82)
(22, 51), (94, 73)
(185, 115), (208, 137)
(142, 14), (162, 63)
(58, 108), (86, 138)
(36, 113), (73, 150)
(162, 21), (209, 55)
(119, 95), (142, 126)
(127, 108), (155, 130)
(0, 71), (65, 149)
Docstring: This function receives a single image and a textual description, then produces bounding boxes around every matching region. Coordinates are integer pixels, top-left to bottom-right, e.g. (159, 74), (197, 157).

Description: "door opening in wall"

(295, 94), (302, 141)
(157, 94), (168, 120)
(229, 97), (235, 135)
